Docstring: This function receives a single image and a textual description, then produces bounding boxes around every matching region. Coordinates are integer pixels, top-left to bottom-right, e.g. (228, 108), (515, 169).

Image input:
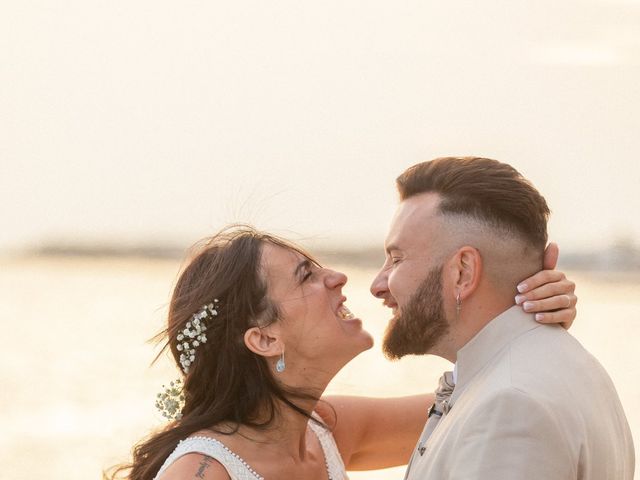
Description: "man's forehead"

(386, 193), (442, 249)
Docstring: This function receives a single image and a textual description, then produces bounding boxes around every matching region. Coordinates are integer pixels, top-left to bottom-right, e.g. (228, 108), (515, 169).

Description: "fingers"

(515, 278), (576, 303)
(532, 307), (577, 330)
(516, 262), (578, 331)
(517, 270), (568, 294)
(519, 293), (578, 313)
(542, 242), (559, 270)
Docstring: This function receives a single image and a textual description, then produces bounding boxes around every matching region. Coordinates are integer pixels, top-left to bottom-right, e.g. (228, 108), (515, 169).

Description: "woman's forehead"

(260, 243), (305, 277)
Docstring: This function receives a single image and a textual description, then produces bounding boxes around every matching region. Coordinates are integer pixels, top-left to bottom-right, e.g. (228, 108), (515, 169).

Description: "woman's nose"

(325, 269), (347, 289)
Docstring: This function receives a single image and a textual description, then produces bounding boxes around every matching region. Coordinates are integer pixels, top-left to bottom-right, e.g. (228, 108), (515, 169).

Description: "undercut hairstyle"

(396, 157), (550, 251)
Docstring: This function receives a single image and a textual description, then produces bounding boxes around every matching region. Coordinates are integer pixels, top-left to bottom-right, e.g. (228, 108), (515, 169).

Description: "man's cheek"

(390, 269), (417, 299)
(387, 279), (404, 303)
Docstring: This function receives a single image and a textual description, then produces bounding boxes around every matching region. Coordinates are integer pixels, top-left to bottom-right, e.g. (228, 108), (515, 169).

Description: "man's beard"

(382, 264), (450, 360)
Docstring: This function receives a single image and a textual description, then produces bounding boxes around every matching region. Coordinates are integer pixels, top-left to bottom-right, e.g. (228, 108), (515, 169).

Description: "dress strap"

(308, 414), (349, 480)
(154, 436), (263, 480)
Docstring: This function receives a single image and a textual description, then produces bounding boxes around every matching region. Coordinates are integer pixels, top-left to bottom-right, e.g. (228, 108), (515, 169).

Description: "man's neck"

(446, 294), (515, 362)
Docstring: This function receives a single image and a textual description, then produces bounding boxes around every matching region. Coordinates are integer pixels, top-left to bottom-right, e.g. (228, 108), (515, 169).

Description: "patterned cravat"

(417, 371), (455, 455)
(404, 371), (455, 480)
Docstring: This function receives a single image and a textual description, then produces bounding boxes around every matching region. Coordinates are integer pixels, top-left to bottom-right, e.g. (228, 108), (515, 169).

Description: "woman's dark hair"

(106, 225), (327, 480)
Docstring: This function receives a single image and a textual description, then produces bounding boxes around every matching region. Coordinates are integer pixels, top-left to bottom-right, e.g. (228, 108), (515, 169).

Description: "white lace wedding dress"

(154, 418), (348, 480)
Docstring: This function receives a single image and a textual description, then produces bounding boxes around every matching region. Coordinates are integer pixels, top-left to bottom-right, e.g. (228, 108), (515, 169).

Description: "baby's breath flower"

(155, 378), (185, 421)
(174, 299), (220, 375)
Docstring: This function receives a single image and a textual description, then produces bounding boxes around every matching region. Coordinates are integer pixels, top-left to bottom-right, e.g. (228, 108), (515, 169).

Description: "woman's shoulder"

(156, 433), (263, 480)
(160, 451), (232, 480)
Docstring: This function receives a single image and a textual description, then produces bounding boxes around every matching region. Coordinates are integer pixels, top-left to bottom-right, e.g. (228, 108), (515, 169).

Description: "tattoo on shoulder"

(194, 455), (214, 479)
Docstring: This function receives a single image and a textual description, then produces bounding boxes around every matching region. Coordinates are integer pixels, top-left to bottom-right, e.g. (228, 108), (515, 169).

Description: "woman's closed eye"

(295, 259), (315, 284)
(302, 269), (313, 282)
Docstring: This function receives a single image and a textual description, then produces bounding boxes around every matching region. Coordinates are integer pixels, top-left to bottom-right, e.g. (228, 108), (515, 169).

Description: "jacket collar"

(451, 305), (541, 403)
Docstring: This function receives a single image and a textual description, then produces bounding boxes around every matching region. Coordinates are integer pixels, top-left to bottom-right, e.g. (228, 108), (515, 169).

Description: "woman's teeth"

(337, 305), (355, 320)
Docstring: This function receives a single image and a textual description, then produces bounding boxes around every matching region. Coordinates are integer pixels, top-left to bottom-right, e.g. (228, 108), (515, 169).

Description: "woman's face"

(260, 243), (374, 374)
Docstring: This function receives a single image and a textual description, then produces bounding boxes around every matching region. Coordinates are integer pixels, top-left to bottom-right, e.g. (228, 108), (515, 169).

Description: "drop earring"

(276, 349), (286, 373)
(456, 292), (462, 315)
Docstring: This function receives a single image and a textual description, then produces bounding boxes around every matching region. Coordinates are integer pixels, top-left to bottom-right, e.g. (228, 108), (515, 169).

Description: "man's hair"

(396, 157), (550, 250)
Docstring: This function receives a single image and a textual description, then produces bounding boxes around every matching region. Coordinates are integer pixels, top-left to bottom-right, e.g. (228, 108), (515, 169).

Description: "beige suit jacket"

(405, 306), (635, 479)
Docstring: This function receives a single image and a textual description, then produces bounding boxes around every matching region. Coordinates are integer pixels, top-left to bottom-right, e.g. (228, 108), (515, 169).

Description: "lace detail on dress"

(153, 436), (263, 480)
(309, 416), (349, 480)
(154, 414), (348, 480)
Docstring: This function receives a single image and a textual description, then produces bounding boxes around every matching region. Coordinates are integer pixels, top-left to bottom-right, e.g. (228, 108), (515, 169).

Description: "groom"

(370, 157), (635, 479)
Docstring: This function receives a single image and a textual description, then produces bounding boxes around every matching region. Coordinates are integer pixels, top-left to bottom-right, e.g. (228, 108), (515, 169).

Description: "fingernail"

(535, 313), (544, 322)
(515, 294), (526, 305)
(523, 301), (534, 312)
(517, 283), (528, 293)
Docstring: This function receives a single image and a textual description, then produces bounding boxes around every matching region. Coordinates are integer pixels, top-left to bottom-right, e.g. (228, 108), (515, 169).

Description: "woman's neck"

(236, 393), (324, 461)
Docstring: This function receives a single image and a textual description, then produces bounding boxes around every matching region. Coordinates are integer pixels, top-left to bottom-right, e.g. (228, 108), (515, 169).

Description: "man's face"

(370, 192), (452, 358)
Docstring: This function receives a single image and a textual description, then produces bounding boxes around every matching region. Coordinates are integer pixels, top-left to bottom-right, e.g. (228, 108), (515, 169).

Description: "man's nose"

(370, 268), (389, 299)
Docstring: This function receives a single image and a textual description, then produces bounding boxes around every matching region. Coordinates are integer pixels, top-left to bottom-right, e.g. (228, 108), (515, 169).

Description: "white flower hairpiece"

(154, 300), (220, 421)
(155, 379), (185, 420)
(177, 299), (219, 374)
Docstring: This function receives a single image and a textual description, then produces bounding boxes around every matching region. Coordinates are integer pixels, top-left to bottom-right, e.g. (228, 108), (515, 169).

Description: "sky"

(2, 0), (640, 254)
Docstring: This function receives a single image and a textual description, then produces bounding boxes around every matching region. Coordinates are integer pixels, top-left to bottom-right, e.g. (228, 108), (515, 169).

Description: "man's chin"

(382, 315), (444, 360)
(382, 318), (421, 360)
(382, 344), (406, 361)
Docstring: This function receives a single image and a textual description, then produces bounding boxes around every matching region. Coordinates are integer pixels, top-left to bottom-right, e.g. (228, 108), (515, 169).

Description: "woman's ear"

(244, 326), (282, 358)
(448, 246), (482, 301)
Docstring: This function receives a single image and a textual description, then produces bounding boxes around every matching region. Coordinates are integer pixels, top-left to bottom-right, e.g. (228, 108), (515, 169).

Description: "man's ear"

(244, 326), (282, 358)
(543, 242), (559, 270)
(448, 246), (482, 301)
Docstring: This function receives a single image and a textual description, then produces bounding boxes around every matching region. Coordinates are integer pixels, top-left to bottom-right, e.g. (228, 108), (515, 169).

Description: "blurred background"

(1, 1), (638, 479)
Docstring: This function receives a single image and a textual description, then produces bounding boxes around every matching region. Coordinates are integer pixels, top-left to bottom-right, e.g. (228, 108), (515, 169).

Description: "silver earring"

(275, 350), (286, 373)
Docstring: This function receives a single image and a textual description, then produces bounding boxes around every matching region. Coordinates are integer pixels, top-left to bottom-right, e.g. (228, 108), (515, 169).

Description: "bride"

(108, 226), (577, 480)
